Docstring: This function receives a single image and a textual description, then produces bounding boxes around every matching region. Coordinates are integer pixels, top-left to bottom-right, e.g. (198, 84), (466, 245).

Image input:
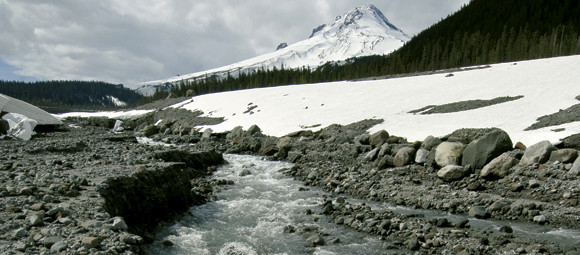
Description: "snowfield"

(171, 55), (580, 146)
(57, 55), (580, 147)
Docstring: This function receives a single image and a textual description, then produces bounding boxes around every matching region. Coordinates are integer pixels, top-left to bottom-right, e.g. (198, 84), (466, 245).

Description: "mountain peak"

(309, 4), (409, 42)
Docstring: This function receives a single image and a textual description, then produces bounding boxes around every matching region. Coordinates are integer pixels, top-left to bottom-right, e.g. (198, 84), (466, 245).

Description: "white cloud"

(0, 0), (468, 87)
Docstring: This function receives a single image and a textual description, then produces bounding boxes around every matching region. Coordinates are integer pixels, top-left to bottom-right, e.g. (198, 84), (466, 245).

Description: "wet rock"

(393, 147), (416, 167)
(306, 234), (325, 247)
(369, 130), (389, 148)
(239, 169), (252, 177)
(533, 215), (547, 224)
(519, 140), (557, 166)
(549, 149), (578, 163)
(437, 165), (468, 181)
(435, 142), (464, 167)
(468, 206), (489, 219)
(499, 225), (513, 233)
(480, 153), (519, 179)
(461, 129), (513, 169)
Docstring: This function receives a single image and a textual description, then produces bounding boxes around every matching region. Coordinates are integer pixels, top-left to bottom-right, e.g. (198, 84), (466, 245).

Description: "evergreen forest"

(0, 80), (142, 112)
(143, 0), (580, 102)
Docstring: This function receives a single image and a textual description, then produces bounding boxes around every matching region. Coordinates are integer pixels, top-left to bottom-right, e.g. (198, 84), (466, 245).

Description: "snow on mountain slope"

(137, 4), (410, 95)
(162, 55), (580, 146)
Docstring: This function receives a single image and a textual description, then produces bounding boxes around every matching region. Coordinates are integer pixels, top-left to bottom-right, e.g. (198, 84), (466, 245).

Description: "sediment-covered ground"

(2, 107), (580, 254)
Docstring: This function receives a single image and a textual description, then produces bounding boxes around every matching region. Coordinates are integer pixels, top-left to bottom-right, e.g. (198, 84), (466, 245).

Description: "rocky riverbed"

(2, 106), (580, 254)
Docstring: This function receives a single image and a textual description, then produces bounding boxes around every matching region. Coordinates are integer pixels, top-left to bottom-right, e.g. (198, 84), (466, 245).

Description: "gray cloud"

(0, 0), (469, 87)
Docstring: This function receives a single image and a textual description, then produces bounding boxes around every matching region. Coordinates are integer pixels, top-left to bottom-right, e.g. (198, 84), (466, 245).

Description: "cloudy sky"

(0, 0), (469, 87)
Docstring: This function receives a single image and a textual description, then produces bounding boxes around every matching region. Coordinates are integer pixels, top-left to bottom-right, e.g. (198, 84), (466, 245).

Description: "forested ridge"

(143, 0), (580, 102)
(0, 80), (142, 111)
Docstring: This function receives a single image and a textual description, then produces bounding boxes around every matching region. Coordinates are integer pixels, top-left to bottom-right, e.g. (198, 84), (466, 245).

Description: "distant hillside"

(0, 80), (142, 113)
(142, 0), (579, 102)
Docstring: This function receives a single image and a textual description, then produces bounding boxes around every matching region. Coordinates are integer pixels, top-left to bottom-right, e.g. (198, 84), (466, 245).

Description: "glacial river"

(146, 154), (580, 254)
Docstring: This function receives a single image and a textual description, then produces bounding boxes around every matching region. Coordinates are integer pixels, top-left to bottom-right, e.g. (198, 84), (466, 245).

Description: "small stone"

(467, 181), (483, 191)
(43, 237), (62, 248)
(468, 206), (489, 219)
(82, 236), (101, 249)
(112, 217), (128, 231)
(239, 169), (252, 177)
(528, 179), (540, 189)
(30, 203), (45, 211)
(30, 214), (43, 226)
(13, 228), (27, 238)
(122, 234), (144, 245)
(306, 234), (325, 247)
(407, 238), (420, 250)
(51, 241), (67, 252)
(533, 215), (547, 224)
(499, 225), (514, 233)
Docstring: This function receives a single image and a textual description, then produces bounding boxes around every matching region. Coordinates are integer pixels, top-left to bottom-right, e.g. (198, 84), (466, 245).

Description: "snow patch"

(3, 113), (38, 140)
(107, 95), (128, 107)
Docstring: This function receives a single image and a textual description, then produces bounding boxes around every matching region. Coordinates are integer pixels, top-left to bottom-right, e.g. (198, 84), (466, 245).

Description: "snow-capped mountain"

(136, 4), (410, 95)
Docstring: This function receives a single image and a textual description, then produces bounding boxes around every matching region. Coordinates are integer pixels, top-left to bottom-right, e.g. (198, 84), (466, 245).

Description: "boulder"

(227, 126), (244, 140)
(201, 128), (213, 141)
(277, 137), (292, 151)
(354, 134), (370, 145)
(415, 148), (430, 164)
(444, 128), (500, 144)
(245, 125), (261, 136)
(435, 142), (464, 167)
(480, 153), (519, 179)
(559, 133), (580, 150)
(393, 147), (416, 167)
(141, 125), (160, 137)
(437, 165), (468, 181)
(462, 129), (513, 169)
(469, 206), (489, 219)
(548, 149), (578, 163)
(422, 135), (442, 150)
(569, 156), (580, 176)
(369, 130), (389, 148)
(364, 148), (380, 162)
(519, 140), (557, 166)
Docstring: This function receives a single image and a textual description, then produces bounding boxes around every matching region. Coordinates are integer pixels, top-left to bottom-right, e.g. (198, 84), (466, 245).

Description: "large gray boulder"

(369, 130), (389, 148)
(435, 142), (464, 167)
(437, 165), (468, 181)
(519, 140), (557, 166)
(393, 147), (416, 167)
(569, 156), (580, 176)
(422, 135), (442, 150)
(480, 153), (519, 179)
(462, 129), (513, 169)
(548, 149), (578, 163)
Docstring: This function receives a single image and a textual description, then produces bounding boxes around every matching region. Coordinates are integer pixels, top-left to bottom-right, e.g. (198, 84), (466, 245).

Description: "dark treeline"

(143, 0), (580, 102)
(0, 80), (142, 110)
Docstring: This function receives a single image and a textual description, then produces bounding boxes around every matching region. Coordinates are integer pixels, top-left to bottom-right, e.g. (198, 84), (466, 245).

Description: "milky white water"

(146, 154), (386, 255)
